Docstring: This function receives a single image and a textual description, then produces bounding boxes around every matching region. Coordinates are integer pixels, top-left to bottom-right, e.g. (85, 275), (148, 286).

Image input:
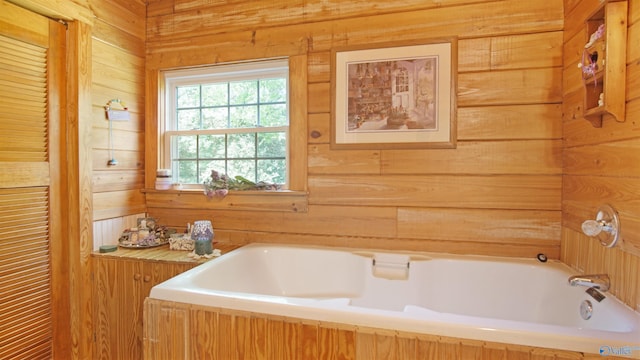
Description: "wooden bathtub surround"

(92, 243), (240, 359)
(144, 298), (633, 360)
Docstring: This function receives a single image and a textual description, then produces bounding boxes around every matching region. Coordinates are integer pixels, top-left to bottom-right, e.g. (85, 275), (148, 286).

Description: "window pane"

(174, 135), (197, 158)
(258, 159), (285, 184)
(230, 80), (257, 105)
(202, 108), (228, 129)
(260, 78), (286, 103)
(176, 160), (198, 184)
(228, 160), (256, 182)
(198, 134), (226, 159)
(177, 85), (200, 108)
(165, 61), (289, 186)
(230, 105), (257, 128)
(228, 133), (255, 158)
(202, 83), (228, 106)
(199, 160), (225, 183)
(257, 132), (286, 157)
(259, 103), (287, 127)
(177, 109), (200, 130)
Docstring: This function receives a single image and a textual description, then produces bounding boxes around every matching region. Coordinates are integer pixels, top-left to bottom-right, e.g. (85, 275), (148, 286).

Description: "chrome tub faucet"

(568, 274), (610, 292)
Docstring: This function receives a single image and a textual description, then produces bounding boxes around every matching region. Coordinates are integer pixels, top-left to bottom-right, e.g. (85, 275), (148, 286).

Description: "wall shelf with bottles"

(580, 1), (627, 128)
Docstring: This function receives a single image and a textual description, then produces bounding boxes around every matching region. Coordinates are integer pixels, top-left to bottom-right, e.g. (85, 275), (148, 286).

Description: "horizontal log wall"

(91, 0), (147, 224)
(562, 0), (640, 312)
(145, 0), (564, 259)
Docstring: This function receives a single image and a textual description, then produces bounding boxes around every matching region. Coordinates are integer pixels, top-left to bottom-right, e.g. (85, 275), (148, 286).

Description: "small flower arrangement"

(203, 169), (282, 198)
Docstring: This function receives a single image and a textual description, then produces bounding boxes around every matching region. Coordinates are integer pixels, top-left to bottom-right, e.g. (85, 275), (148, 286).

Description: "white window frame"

(161, 59), (290, 189)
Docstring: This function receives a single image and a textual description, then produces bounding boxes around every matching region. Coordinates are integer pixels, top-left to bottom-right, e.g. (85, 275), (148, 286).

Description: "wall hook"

(581, 204), (620, 248)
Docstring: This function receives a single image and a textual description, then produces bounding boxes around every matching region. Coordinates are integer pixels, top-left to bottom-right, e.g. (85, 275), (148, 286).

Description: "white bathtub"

(150, 243), (640, 356)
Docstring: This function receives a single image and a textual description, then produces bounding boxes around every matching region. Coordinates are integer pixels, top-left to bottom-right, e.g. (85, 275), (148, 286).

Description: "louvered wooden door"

(0, 2), (66, 359)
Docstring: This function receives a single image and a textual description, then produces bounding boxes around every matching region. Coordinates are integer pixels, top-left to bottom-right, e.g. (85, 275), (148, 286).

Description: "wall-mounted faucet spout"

(568, 274), (610, 292)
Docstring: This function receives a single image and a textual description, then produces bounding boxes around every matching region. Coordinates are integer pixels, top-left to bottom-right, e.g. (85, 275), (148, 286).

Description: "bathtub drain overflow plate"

(580, 300), (593, 320)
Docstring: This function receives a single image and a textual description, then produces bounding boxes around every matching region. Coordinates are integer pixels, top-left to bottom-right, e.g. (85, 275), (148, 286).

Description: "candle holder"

(191, 220), (214, 255)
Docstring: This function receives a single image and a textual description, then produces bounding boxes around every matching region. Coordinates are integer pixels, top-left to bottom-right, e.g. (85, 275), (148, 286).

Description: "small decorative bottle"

(191, 220), (214, 255)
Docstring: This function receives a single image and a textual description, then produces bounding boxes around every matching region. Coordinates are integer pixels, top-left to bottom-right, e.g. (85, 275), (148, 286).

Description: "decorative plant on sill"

(203, 169), (282, 198)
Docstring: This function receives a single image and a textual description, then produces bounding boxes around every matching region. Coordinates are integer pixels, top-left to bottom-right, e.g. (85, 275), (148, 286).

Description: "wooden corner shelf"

(581, 1), (627, 128)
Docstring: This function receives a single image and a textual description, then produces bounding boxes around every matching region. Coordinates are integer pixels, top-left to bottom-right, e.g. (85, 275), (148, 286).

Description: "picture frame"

(331, 38), (457, 149)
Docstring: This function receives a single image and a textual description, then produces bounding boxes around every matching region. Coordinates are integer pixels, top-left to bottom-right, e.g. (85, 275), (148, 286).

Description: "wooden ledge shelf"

(92, 242), (242, 263)
(144, 188), (308, 213)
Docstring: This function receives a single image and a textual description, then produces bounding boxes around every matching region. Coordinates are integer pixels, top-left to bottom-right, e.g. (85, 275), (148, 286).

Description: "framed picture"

(331, 38), (457, 149)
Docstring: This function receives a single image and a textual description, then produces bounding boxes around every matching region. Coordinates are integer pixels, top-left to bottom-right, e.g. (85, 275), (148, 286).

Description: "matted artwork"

(331, 38), (457, 149)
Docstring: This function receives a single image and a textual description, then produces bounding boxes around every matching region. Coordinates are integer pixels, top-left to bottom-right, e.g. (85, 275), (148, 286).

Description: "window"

(162, 59), (289, 188)
(395, 67), (409, 93)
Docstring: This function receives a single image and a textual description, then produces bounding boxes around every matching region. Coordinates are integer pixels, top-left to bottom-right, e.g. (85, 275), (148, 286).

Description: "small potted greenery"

(203, 170), (281, 198)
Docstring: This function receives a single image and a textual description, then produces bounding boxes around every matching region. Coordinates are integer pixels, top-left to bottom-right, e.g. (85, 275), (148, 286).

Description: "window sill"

(143, 188), (308, 213)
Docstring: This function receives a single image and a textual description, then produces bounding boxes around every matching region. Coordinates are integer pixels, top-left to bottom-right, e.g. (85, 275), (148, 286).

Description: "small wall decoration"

(577, 1), (627, 127)
(331, 38), (457, 149)
(104, 98), (131, 166)
(104, 98), (130, 121)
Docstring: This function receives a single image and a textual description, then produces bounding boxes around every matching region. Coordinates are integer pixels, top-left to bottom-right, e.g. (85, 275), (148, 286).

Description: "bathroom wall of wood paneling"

(144, 0), (565, 259)
(7, 0), (639, 357)
(90, 0), (147, 222)
(562, 0), (640, 312)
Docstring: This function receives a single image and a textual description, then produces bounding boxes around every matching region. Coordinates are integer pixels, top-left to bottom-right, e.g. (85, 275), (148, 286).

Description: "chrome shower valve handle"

(581, 219), (612, 237)
(581, 204), (620, 248)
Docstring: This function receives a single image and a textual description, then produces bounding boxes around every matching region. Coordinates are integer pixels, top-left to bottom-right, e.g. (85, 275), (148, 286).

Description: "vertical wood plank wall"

(145, 0), (564, 259)
(562, 0), (640, 312)
(93, 212), (145, 248)
(144, 299), (633, 360)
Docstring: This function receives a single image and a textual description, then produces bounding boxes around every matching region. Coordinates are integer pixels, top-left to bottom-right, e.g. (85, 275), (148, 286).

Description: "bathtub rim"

(149, 242), (640, 355)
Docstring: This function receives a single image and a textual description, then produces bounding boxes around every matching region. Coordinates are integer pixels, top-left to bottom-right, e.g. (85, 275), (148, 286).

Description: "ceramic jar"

(191, 220), (214, 255)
